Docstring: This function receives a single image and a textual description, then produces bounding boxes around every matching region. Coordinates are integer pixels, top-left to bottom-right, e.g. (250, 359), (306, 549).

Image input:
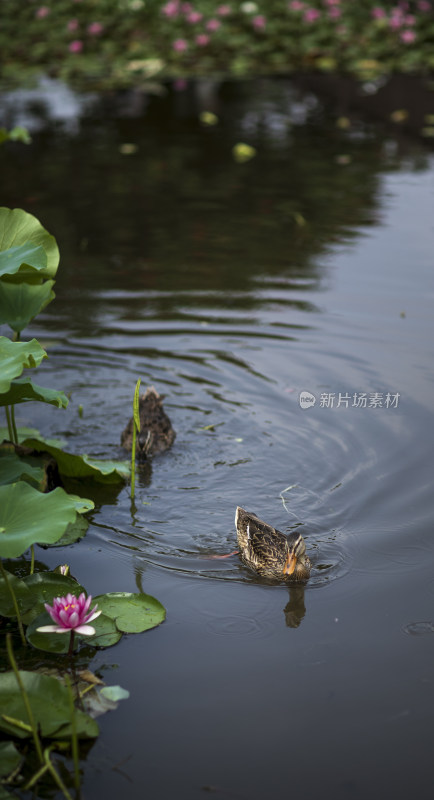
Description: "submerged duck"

(235, 506), (311, 583)
(121, 386), (176, 459)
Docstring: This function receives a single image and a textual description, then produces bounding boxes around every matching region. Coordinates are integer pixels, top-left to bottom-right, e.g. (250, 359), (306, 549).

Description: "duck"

(235, 506), (311, 583)
(121, 386), (176, 459)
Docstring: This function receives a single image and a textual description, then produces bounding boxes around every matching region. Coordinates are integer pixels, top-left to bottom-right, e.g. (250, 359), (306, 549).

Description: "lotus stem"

(64, 674), (81, 793)
(6, 633), (43, 764)
(10, 404), (19, 444)
(5, 405), (13, 441)
(0, 561), (26, 646)
(44, 747), (75, 800)
(68, 630), (75, 657)
(30, 544), (35, 575)
(130, 378), (141, 500)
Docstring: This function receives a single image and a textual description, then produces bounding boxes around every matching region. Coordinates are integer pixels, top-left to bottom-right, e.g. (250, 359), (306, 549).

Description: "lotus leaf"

(21, 572), (86, 625)
(94, 592), (166, 634)
(0, 279), (55, 333)
(0, 208), (59, 280)
(0, 483), (93, 557)
(0, 449), (44, 487)
(0, 337), (46, 394)
(42, 514), (89, 548)
(0, 570), (33, 618)
(0, 671), (98, 739)
(22, 438), (130, 483)
(0, 741), (21, 777)
(0, 377), (68, 408)
(0, 242), (47, 278)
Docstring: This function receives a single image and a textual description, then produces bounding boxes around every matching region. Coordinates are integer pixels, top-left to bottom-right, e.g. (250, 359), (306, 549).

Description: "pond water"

(1, 76), (434, 800)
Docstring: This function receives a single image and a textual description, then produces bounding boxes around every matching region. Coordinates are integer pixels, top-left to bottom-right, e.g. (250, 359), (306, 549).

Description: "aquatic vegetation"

(0, 0), (433, 89)
(0, 206), (166, 796)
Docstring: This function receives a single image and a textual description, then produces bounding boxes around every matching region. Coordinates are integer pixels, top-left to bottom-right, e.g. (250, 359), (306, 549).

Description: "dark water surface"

(1, 77), (434, 800)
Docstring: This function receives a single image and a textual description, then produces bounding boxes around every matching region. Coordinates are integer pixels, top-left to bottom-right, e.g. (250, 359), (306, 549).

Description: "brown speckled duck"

(235, 506), (311, 583)
(121, 386), (175, 459)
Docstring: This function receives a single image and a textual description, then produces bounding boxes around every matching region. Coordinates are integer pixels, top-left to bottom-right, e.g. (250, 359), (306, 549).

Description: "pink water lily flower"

(37, 593), (101, 636)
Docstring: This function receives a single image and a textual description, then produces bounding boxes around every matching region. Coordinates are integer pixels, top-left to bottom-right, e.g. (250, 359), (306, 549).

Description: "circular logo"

(299, 391), (316, 409)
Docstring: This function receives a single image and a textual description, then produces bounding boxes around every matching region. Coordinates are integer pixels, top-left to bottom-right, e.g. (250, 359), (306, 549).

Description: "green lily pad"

(0, 670), (98, 739)
(22, 438), (130, 484)
(84, 685), (130, 718)
(0, 376), (68, 408)
(0, 482), (93, 558)
(94, 592), (166, 634)
(0, 279), (55, 333)
(0, 208), (59, 280)
(0, 741), (21, 778)
(0, 426), (65, 447)
(0, 570), (33, 618)
(0, 336), (46, 394)
(42, 513), (89, 548)
(0, 242), (47, 279)
(90, 613), (123, 647)
(0, 449), (44, 487)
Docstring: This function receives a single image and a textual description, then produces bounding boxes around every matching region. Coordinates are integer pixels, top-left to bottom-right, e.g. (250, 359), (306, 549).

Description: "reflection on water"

(1, 76), (434, 800)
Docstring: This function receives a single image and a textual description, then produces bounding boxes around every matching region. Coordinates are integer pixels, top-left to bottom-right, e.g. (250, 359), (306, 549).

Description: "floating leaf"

(90, 613), (123, 647)
(0, 427), (65, 447)
(0, 208), (59, 280)
(94, 592), (166, 634)
(0, 483), (93, 558)
(232, 143), (257, 163)
(0, 337), (46, 394)
(0, 449), (44, 487)
(42, 514), (89, 548)
(0, 741), (21, 777)
(21, 572), (86, 625)
(83, 685), (129, 718)
(0, 570), (33, 618)
(0, 377), (68, 408)
(22, 438), (130, 483)
(0, 671), (98, 739)
(0, 279), (55, 333)
(0, 243), (47, 279)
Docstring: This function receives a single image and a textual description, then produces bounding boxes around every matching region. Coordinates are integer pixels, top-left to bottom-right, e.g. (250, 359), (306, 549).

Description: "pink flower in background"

(417, 0), (430, 10)
(36, 6), (50, 18)
(289, 1), (304, 9)
(217, 5), (231, 15)
(173, 38), (188, 51)
(304, 8), (320, 22)
(400, 29), (416, 42)
(252, 14), (266, 28)
(67, 18), (79, 31)
(174, 78), (188, 90)
(328, 6), (341, 18)
(405, 14), (416, 24)
(371, 7), (386, 18)
(69, 40), (83, 52)
(37, 593), (101, 636)
(325, 0), (340, 5)
(162, 0), (179, 18)
(196, 33), (210, 45)
(206, 18), (221, 31)
(181, 2), (193, 11)
(87, 22), (103, 35)
(187, 10), (203, 22)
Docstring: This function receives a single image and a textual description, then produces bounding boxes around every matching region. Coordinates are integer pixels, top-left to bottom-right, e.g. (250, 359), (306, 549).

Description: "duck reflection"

(283, 585), (307, 628)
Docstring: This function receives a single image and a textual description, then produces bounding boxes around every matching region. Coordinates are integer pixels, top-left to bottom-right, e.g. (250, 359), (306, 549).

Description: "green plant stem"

(68, 630), (75, 657)
(44, 747), (74, 800)
(131, 422), (136, 500)
(10, 403), (18, 444)
(6, 633), (43, 764)
(0, 561), (26, 646)
(64, 674), (80, 793)
(30, 544), (35, 575)
(5, 405), (13, 441)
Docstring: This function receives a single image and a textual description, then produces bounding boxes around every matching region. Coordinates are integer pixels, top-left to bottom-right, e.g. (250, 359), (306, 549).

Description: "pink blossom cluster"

(370, 3), (424, 43)
(165, 1), (234, 52)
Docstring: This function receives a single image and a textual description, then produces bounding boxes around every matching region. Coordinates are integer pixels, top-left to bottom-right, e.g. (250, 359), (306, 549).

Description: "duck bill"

(283, 552), (297, 576)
